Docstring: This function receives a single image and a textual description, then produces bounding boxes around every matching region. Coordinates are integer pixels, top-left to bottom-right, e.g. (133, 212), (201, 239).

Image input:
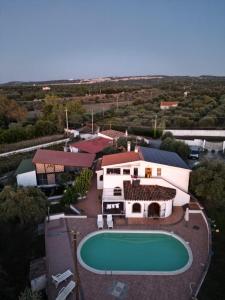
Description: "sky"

(0, 0), (225, 82)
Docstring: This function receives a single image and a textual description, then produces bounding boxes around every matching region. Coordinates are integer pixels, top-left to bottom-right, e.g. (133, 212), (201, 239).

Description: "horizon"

(1, 0), (225, 82)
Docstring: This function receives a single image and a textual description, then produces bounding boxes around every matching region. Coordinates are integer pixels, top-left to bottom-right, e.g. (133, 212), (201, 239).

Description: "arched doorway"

(148, 202), (160, 218)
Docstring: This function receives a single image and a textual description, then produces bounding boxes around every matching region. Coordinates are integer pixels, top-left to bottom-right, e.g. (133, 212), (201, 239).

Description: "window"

(107, 168), (120, 175)
(133, 168), (138, 176)
(123, 169), (130, 175)
(132, 203), (141, 213)
(37, 173), (48, 185)
(99, 175), (103, 181)
(157, 168), (161, 176)
(145, 168), (152, 178)
(113, 187), (122, 196)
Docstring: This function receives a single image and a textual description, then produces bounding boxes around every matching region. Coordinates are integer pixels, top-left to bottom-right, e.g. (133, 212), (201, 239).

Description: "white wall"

(80, 133), (98, 140)
(17, 171), (37, 187)
(164, 129), (225, 137)
(125, 200), (173, 218)
(70, 146), (79, 153)
(102, 160), (190, 192)
(97, 132), (113, 140)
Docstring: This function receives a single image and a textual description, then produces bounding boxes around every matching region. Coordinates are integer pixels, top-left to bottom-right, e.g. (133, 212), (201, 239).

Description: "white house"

(160, 101), (178, 110)
(96, 147), (191, 218)
(16, 158), (37, 187)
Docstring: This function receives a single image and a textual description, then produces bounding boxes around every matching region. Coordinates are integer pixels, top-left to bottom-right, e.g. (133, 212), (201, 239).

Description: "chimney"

(134, 145), (139, 153)
(127, 141), (131, 152)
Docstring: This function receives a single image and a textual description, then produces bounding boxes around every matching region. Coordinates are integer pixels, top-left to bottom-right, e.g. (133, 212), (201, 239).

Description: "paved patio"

(45, 211), (209, 300)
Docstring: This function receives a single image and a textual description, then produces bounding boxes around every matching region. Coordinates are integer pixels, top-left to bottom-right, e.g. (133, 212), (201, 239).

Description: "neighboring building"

(98, 129), (126, 141)
(42, 86), (51, 91)
(16, 158), (37, 187)
(32, 149), (95, 186)
(78, 124), (99, 140)
(70, 137), (112, 154)
(160, 101), (178, 109)
(96, 147), (191, 218)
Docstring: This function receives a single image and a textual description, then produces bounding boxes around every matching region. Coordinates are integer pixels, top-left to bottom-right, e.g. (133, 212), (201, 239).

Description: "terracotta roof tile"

(32, 149), (95, 168)
(123, 181), (176, 201)
(99, 129), (125, 139)
(70, 137), (112, 154)
(102, 151), (141, 166)
(160, 101), (178, 106)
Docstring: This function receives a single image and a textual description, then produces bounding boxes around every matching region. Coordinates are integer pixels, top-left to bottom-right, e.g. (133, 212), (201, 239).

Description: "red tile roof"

(102, 151), (141, 166)
(160, 101), (178, 107)
(123, 181), (176, 201)
(70, 137), (112, 154)
(32, 149), (95, 168)
(99, 129), (125, 139)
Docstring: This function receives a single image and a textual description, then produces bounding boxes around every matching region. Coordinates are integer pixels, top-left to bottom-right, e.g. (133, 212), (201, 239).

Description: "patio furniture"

(107, 214), (113, 229)
(97, 214), (104, 229)
(52, 269), (73, 288)
(56, 280), (76, 300)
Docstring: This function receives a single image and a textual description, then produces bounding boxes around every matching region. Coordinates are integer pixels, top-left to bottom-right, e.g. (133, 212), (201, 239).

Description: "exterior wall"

(79, 133), (98, 140)
(70, 146), (79, 153)
(17, 171), (37, 187)
(102, 160), (190, 192)
(97, 132), (113, 140)
(125, 200), (173, 218)
(164, 129), (225, 138)
(35, 163), (64, 174)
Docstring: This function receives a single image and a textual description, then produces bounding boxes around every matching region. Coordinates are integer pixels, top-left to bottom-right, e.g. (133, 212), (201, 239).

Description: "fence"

(0, 138), (70, 158)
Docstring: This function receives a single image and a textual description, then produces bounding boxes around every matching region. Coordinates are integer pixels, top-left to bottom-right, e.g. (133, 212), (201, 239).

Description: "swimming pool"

(77, 230), (193, 275)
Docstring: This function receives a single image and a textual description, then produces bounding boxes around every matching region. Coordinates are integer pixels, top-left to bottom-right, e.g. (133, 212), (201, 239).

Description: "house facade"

(96, 147), (191, 218)
(33, 149), (95, 186)
(160, 101), (178, 110)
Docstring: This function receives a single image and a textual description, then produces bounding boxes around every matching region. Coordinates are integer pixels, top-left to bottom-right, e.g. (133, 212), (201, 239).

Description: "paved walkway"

(45, 212), (209, 300)
(74, 175), (101, 217)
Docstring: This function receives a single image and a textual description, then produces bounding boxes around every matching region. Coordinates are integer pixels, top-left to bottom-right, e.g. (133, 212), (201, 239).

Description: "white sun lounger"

(56, 280), (76, 300)
(52, 269), (73, 288)
(107, 214), (113, 229)
(97, 214), (104, 229)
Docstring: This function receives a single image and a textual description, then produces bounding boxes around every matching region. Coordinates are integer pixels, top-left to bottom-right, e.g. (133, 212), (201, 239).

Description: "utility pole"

(72, 230), (80, 300)
(154, 114), (157, 138)
(65, 108), (69, 133)
(116, 94), (119, 111)
(91, 109), (94, 134)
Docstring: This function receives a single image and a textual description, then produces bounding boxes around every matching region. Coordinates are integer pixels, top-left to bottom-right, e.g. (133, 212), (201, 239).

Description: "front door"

(148, 202), (160, 218)
(145, 168), (152, 178)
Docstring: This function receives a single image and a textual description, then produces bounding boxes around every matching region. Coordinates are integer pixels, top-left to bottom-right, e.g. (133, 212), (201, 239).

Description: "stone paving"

(46, 212), (209, 300)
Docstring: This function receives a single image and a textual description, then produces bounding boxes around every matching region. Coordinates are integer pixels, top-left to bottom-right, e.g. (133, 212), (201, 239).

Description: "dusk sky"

(0, 0), (225, 82)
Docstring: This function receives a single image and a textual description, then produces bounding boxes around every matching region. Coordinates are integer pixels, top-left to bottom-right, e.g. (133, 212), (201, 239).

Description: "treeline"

(0, 120), (58, 144)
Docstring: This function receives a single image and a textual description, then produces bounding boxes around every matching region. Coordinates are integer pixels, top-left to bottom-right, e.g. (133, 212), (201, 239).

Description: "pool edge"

(77, 229), (193, 276)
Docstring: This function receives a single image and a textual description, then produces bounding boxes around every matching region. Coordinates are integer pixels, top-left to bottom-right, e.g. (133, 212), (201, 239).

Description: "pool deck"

(45, 211), (209, 300)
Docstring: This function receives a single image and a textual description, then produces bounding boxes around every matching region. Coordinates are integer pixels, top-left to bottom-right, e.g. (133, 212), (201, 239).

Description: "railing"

(102, 189), (124, 201)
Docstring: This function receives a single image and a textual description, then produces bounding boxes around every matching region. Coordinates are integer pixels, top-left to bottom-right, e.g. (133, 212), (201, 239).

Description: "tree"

(74, 169), (93, 197)
(161, 131), (174, 141)
(19, 288), (42, 300)
(61, 186), (78, 207)
(0, 186), (48, 224)
(160, 137), (190, 160)
(0, 95), (27, 128)
(190, 160), (225, 209)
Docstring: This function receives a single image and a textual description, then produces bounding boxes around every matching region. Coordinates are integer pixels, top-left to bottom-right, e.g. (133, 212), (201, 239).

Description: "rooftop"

(99, 129), (125, 139)
(160, 101), (178, 106)
(70, 137), (112, 154)
(102, 151), (141, 167)
(32, 149), (95, 168)
(123, 181), (176, 201)
(139, 147), (190, 170)
(15, 158), (35, 175)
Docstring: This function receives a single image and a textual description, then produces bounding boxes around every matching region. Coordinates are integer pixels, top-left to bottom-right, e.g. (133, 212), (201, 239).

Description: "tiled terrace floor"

(46, 212), (209, 300)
